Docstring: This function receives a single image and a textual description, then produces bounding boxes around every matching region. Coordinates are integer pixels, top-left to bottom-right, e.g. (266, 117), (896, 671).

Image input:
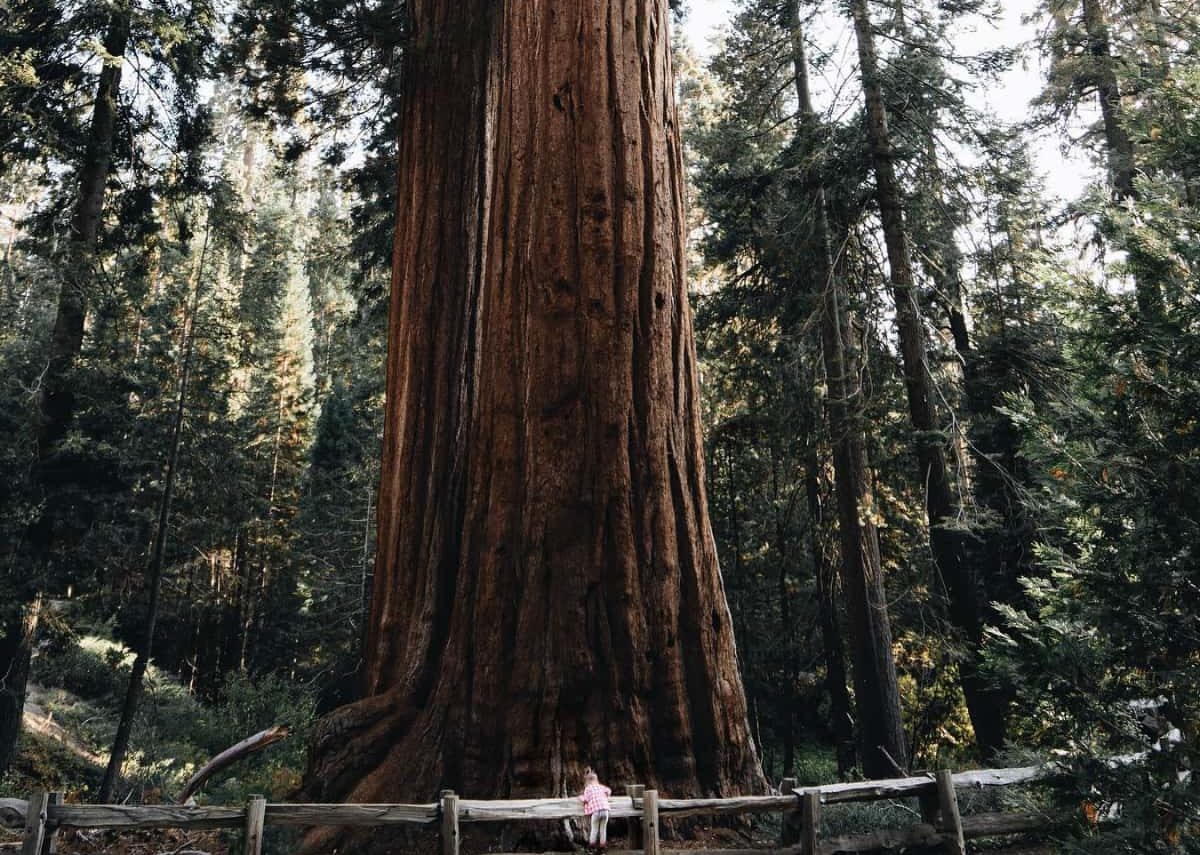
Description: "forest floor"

(0, 628), (313, 854)
(21, 685), (108, 767)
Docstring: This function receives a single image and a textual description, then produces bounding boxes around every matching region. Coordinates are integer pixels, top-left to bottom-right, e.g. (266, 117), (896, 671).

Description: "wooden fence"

(1, 763), (1063, 855)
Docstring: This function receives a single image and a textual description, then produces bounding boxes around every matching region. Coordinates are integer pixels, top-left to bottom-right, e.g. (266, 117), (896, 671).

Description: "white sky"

(680, 0), (1095, 203)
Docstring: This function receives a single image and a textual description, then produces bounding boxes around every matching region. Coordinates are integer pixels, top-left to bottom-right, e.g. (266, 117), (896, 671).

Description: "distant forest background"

(1, 0), (1197, 851)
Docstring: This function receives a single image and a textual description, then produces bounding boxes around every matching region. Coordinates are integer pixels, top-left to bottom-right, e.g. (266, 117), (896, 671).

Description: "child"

(579, 769), (612, 853)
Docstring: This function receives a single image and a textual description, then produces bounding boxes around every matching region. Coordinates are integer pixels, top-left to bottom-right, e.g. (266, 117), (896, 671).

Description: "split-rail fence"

(1, 763), (1068, 855)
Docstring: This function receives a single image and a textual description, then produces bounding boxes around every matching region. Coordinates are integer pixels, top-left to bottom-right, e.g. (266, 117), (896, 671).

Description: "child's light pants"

(588, 810), (610, 847)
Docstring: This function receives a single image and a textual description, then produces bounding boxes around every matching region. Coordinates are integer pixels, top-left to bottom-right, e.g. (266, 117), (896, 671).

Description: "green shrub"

(791, 744), (839, 787)
(2, 731), (103, 800)
(185, 672), (316, 802)
(33, 639), (128, 701)
(20, 629), (316, 806)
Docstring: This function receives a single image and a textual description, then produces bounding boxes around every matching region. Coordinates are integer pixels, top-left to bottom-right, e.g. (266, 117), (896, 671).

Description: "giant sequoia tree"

(301, 0), (763, 835)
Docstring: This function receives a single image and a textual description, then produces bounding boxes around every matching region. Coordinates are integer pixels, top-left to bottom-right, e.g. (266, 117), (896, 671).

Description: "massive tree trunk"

(787, 1), (908, 778)
(0, 4), (130, 780)
(848, 0), (1006, 757)
(301, 1), (762, 844)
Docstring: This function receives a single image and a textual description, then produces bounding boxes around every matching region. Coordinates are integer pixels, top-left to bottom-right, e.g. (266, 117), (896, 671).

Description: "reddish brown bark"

(301, 1), (762, 844)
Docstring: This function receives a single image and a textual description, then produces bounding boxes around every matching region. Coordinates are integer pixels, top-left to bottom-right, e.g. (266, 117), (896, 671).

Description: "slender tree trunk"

(240, 377), (288, 671)
(38, 3), (131, 458)
(821, 304), (908, 776)
(917, 137), (976, 497)
(98, 221), (209, 803)
(1081, 0), (1136, 202)
(1079, 0), (1165, 320)
(777, 558), (795, 778)
(359, 484), (373, 636)
(890, 2), (1024, 727)
(773, 457), (796, 778)
(0, 4), (131, 779)
(301, 4), (762, 846)
(848, 0), (1005, 757)
(787, 1), (908, 777)
(803, 457), (855, 777)
(0, 596), (40, 777)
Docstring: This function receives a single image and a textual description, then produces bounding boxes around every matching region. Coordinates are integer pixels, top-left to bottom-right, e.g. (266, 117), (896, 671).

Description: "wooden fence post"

(780, 778), (800, 846)
(642, 789), (659, 855)
(441, 790), (460, 855)
(244, 794), (266, 855)
(800, 791), (820, 855)
(935, 770), (965, 855)
(20, 791), (48, 855)
(41, 792), (62, 855)
(626, 783), (645, 849)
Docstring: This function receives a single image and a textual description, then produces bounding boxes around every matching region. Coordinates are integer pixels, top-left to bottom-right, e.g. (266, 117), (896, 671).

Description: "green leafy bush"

(34, 638), (129, 702)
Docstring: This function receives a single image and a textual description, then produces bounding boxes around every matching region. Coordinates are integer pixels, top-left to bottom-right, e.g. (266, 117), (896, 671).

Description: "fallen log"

(962, 811), (1053, 837)
(177, 725), (291, 804)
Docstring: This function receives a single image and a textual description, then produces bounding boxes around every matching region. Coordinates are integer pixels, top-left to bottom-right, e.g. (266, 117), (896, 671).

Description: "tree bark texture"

(301, 0), (763, 841)
(848, 0), (1005, 757)
(788, 1), (908, 778)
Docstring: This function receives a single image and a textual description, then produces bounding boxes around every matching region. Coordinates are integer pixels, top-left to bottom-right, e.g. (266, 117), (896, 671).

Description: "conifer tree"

(301, 7), (763, 844)
(848, 0), (1007, 756)
(0, 0), (216, 776)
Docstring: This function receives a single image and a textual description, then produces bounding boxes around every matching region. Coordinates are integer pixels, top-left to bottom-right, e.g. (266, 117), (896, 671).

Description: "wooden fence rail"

(1, 763), (1066, 855)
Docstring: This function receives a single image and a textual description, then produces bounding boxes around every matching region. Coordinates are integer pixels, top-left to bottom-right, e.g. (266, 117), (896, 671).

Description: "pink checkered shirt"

(580, 783), (612, 815)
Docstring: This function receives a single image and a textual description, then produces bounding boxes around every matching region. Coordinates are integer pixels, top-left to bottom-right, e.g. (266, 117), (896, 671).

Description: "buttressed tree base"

(300, 1), (764, 850)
